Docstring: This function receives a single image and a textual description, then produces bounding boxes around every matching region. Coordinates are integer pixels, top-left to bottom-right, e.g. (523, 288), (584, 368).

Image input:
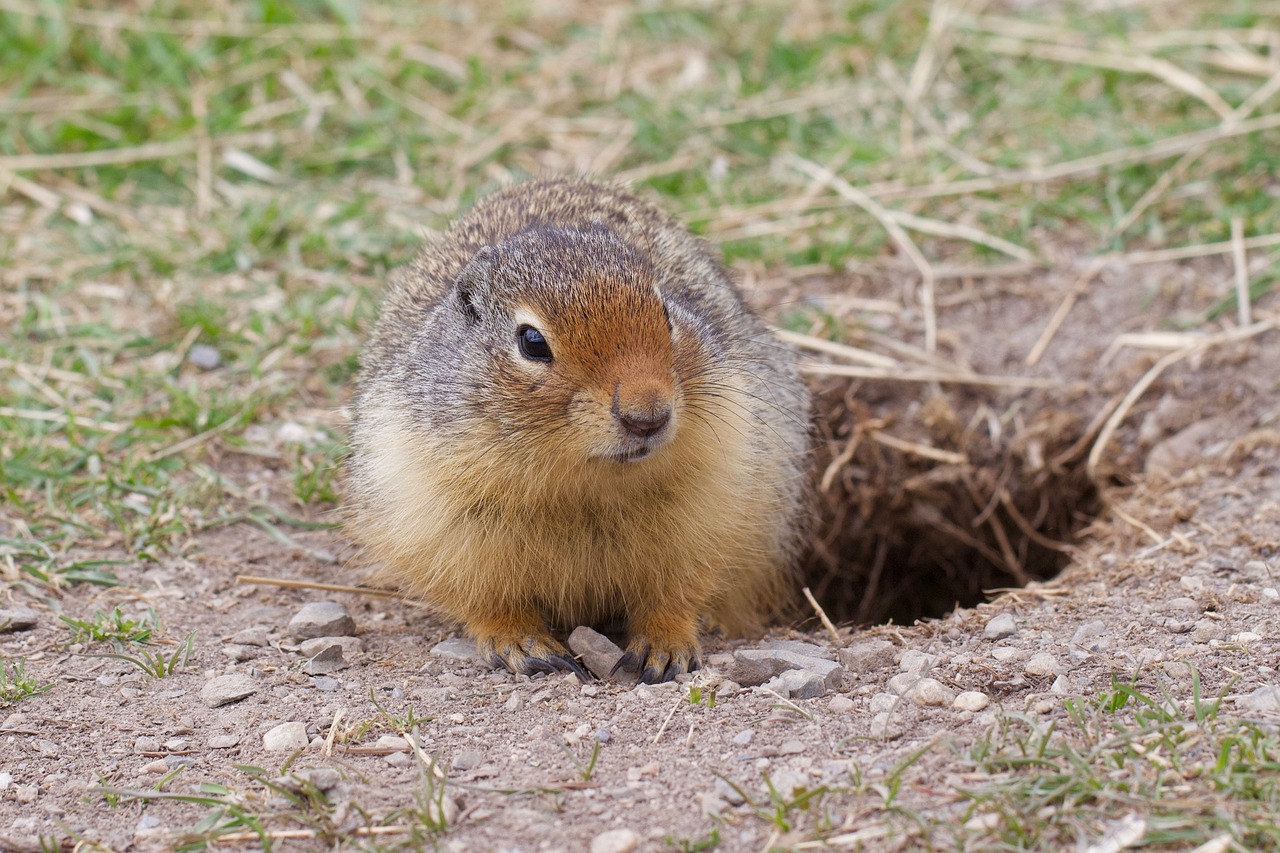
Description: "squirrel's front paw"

(612, 613), (702, 683)
(473, 622), (589, 682)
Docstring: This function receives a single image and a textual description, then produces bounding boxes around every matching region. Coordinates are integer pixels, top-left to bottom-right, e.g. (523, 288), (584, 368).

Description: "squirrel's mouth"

(608, 446), (653, 464)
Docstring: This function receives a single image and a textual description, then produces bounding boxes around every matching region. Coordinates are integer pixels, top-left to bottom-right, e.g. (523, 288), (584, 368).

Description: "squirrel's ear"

(455, 246), (496, 321)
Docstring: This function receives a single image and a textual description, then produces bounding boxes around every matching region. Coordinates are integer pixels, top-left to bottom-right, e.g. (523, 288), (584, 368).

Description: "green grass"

(0, 658), (50, 706)
(60, 604), (158, 645)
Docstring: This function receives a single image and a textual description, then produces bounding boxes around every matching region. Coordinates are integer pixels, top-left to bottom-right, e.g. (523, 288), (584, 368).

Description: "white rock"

(762, 668), (828, 699)
(208, 735), (239, 749)
(1165, 597), (1200, 614)
(200, 673), (258, 708)
(299, 636), (363, 658)
(983, 613), (1017, 640)
(1190, 620), (1218, 644)
(1237, 685), (1280, 713)
(838, 640), (895, 673)
(828, 695), (855, 713)
(1025, 652), (1058, 676)
(430, 637), (483, 662)
(730, 649), (843, 688)
(869, 692), (898, 714)
(263, 722), (309, 751)
(953, 691), (990, 711)
(1235, 632), (1263, 645)
(714, 776), (746, 805)
(289, 601), (355, 641)
(760, 639), (837, 661)
(732, 729), (754, 745)
(898, 650), (938, 676)
(886, 672), (919, 696)
(590, 828), (639, 853)
(905, 677), (955, 707)
(1050, 674), (1073, 695)
(869, 712), (902, 740)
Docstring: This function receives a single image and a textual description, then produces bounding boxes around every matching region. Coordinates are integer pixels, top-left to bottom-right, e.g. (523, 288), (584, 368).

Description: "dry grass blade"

(782, 152), (939, 352)
(800, 362), (1057, 389)
(236, 574), (399, 598)
(774, 329), (899, 369)
(1026, 259), (1107, 366)
(0, 130), (298, 172)
(1231, 218), (1252, 327)
(872, 112), (1280, 201)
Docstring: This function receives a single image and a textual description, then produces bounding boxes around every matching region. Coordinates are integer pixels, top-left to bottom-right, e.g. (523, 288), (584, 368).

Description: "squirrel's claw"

(612, 639), (701, 684)
(478, 633), (591, 683)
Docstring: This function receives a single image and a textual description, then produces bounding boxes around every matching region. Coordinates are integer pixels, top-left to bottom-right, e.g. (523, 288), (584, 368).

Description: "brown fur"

(347, 178), (810, 682)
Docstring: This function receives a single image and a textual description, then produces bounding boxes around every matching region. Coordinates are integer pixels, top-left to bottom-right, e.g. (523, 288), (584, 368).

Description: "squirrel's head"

(448, 225), (701, 465)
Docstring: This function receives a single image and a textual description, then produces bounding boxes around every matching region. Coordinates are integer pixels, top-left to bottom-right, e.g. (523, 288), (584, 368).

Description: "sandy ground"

(2, 257), (1279, 852)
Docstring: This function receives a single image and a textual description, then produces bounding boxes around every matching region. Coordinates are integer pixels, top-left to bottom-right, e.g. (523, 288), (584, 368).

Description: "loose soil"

(2, 256), (1279, 852)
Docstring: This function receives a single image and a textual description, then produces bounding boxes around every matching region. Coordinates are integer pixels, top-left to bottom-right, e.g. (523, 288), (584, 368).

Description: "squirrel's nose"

(619, 407), (671, 438)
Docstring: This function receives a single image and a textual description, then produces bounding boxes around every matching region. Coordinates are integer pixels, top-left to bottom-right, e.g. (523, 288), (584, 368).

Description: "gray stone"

(1025, 653), (1059, 677)
(200, 673), (258, 708)
(134, 736), (161, 753)
(828, 695), (855, 713)
(759, 639), (836, 661)
(262, 722), (309, 751)
(300, 636), (363, 658)
(776, 739), (805, 755)
(231, 626), (271, 646)
(983, 613), (1017, 640)
(590, 829), (639, 853)
(869, 712), (901, 740)
(208, 735), (240, 749)
(288, 601), (355, 641)
(899, 677), (954, 706)
(731, 729), (754, 745)
(1237, 685), (1280, 713)
(762, 668), (828, 699)
(838, 640), (895, 673)
(953, 691), (990, 711)
(222, 644), (257, 662)
(1190, 620), (1219, 644)
(287, 768), (342, 792)
(869, 692), (899, 714)
(312, 676), (341, 691)
(1069, 619), (1109, 663)
(187, 344), (221, 370)
(302, 644), (347, 675)
(451, 749), (484, 771)
(898, 650), (938, 676)
(729, 649), (842, 688)
(567, 626), (625, 680)
(0, 606), (38, 633)
(1164, 597), (1201, 614)
(886, 672), (920, 696)
(429, 637), (483, 663)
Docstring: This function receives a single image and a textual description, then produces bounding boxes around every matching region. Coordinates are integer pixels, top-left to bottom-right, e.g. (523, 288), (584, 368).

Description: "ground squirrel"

(347, 177), (810, 683)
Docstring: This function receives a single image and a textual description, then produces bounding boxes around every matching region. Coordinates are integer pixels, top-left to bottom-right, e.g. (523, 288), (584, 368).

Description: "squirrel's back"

(347, 177), (810, 682)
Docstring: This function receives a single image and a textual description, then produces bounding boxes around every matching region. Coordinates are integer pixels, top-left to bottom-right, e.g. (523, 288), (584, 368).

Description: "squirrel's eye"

(517, 325), (553, 362)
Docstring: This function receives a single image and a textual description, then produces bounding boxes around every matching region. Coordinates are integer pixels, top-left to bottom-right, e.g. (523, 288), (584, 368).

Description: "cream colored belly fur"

(351, 402), (790, 635)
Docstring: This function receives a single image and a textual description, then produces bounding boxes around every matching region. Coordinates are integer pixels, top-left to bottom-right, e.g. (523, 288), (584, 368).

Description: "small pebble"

(828, 695), (855, 713)
(898, 650), (938, 676)
(1237, 685), (1280, 713)
(1025, 653), (1058, 676)
(952, 691), (990, 711)
(186, 344), (221, 370)
(200, 673), (258, 708)
(759, 639), (837, 661)
(732, 729), (754, 746)
(1051, 674), (1074, 695)
(208, 735), (239, 749)
(385, 751), (412, 767)
(0, 607), (38, 633)
(302, 644), (347, 675)
(776, 739), (805, 755)
(134, 737), (161, 754)
(1164, 597), (1200, 614)
(567, 626), (625, 680)
(905, 678), (954, 707)
(231, 626), (271, 646)
(312, 676), (341, 692)
(983, 613), (1017, 640)
(451, 749), (484, 771)
(590, 828), (639, 853)
(869, 692), (898, 714)
(869, 712), (901, 740)
(837, 640), (895, 673)
(263, 722), (309, 751)
(1190, 620), (1219, 644)
(429, 637), (484, 663)
(300, 636), (363, 658)
(1235, 632), (1263, 645)
(288, 601), (356, 641)
(762, 668), (827, 699)
(15, 785), (37, 804)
